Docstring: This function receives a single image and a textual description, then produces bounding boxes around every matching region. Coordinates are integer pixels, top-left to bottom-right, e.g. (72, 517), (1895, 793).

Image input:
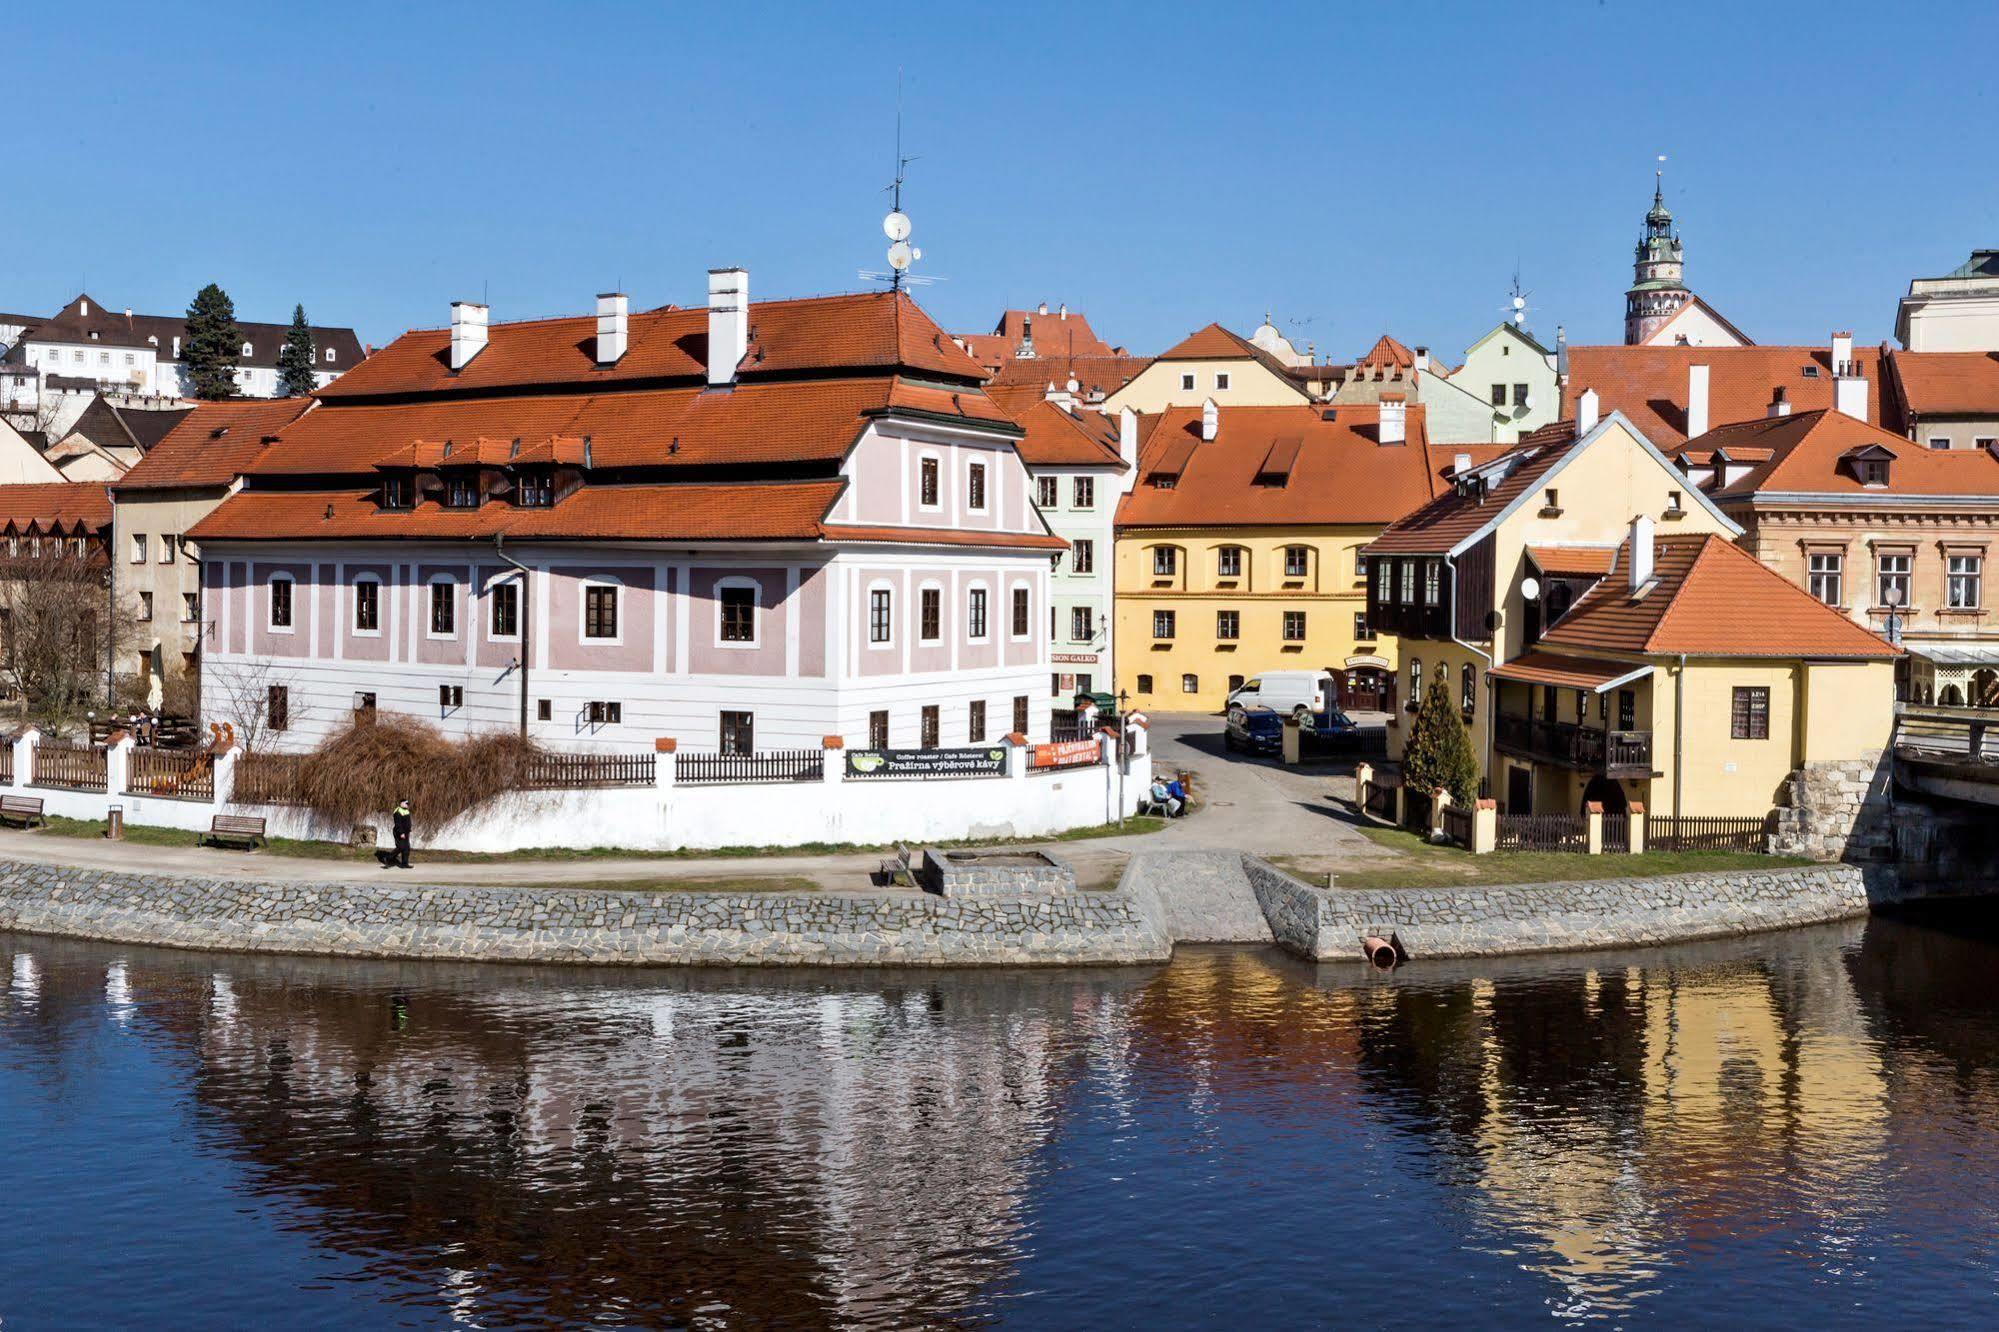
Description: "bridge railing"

(1895, 706), (1999, 763)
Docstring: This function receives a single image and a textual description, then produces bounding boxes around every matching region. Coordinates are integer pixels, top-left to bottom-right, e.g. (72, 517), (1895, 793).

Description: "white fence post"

(821, 736), (844, 786)
(12, 728), (37, 790)
(655, 738), (676, 790)
(105, 731), (135, 800)
(1005, 731), (1030, 780)
(212, 745), (240, 810)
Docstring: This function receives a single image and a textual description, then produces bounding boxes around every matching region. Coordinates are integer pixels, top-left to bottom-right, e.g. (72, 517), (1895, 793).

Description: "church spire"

(1624, 170), (1690, 344)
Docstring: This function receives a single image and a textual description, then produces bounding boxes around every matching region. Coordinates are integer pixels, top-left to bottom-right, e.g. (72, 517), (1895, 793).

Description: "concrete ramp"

(1126, 850), (1276, 944)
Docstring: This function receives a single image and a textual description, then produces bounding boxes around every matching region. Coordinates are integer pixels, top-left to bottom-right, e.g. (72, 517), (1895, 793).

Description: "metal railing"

(33, 740), (106, 792)
(520, 751), (656, 789)
(126, 747), (215, 801)
(1647, 814), (1770, 853)
(676, 749), (824, 785)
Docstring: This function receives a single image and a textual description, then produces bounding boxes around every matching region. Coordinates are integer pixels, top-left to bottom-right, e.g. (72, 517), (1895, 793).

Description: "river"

(3, 908), (1998, 1329)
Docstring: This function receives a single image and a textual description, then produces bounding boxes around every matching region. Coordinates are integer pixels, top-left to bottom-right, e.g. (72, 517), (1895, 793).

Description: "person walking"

(391, 798), (414, 869)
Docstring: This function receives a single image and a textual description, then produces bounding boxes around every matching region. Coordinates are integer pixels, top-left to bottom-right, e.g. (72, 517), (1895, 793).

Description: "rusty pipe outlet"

(1363, 935), (1399, 970)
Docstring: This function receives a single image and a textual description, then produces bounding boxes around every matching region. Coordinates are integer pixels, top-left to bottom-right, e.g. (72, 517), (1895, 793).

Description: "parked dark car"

(1224, 705), (1284, 755)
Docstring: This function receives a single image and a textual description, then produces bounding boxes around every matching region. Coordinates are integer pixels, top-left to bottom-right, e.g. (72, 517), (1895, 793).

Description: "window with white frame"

(1807, 552), (1843, 606)
(1423, 560), (1441, 606)
(968, 587), (989, 639)
(1037, 475), (1058, 508)
(1073, 476), (1094, 508)
(919, 456), (941, 507)
(1071, 539), (1093, 574)
(1179, 372), (1195, 391)
(1215, 609), (1239, 640)
(429, 580), (456, 635)
(160, 534), (176, 563)
(967, 462), (987, 511)
(720, 585), (756, 642)
(1877, 552), (1912, 608)
(1071, 605), (1093, 642)
(1284, 545), (1309, 578)
(1214, 372), (1231, 391)
(130, 533), (147, 563)
(584, 584), (618, 639)
(1929, 437), (1952, 451)
(268, 575), (294, 630)
(869, 587), (893, 643)
(353, 577), (381, 632)
(1153, 609), (1176, 639)
(1152, 546), (1177, 577)
(1399, 560), (1416, 604)
(1217, 546), (1242, 578)
(1948, 554), (1983, 609)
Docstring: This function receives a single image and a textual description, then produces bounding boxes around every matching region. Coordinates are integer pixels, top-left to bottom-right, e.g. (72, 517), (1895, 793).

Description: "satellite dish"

(1512, 296), (1526, 310)
(886, 240), (913, 271)
(1521, 577), (1542, 602)
(883, 211), (911, 242)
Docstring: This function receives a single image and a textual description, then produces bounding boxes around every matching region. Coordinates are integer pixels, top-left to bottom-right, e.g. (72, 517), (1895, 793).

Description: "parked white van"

(1224, 672), (1336, 721)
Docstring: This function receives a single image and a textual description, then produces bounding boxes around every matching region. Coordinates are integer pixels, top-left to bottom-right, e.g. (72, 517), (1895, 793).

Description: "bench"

(0, 795), (44, 829)
(200, 813), (267, 850)
(879, 841), (916, 888)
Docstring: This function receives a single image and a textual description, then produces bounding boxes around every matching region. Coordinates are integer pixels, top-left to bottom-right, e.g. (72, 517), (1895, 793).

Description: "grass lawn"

(29, 813), (1166, 865)
(1284, 825), (1815, 890)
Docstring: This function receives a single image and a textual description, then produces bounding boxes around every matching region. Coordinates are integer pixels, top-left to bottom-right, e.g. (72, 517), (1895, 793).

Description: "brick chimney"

(707, 268), (749, 387)
(450, 301), (489, 371)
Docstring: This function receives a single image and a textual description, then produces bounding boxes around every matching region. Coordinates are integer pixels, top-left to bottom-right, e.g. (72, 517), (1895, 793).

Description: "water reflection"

(4, 911), (1999, 1327)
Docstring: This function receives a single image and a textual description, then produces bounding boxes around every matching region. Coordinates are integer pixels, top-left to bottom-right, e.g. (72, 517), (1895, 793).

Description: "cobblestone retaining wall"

(0, 860), (1170, 967)
(1771, 751), (1894, 861)
(1241, 859), (1870, 961)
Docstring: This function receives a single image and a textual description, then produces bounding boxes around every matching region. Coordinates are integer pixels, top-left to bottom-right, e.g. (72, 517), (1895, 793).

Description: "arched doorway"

(1342, 667), (1389, 712)
(1581, 774), (1629, 815)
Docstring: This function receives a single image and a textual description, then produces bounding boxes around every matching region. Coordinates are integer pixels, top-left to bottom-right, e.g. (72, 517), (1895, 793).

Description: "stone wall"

(1770, 750), (1894, 861)
(1245, 860), (1870, 961)
(0, 859), (1170, 967)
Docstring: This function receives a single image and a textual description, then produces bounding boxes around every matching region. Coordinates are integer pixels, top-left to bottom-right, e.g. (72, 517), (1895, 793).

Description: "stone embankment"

(0, 850), (1875, 968)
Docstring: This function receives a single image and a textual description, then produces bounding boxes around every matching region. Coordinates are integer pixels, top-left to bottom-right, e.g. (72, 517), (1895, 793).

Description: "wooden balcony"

(1494, 713), (1652, 778)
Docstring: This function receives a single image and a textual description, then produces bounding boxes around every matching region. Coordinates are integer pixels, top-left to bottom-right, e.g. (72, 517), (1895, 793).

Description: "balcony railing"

(1495, 714), (1652, 777)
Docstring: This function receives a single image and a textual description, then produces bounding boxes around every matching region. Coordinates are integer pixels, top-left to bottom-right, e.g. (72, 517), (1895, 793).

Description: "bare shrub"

(296, 713), (543, 830)
(0, 546), (138, 738)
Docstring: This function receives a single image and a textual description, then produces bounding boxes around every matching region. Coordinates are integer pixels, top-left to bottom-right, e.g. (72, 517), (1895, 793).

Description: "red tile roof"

(983, 387), (1126, 468)
(1672, 408), (1999, 499)
(0, 481), (112, 532)
(954, 308), (1121, 372)
(1883, 349), (1999, 418)
(1365, 423), (1579, 555)
(1488, 649), (1649, 690)
(986, 352), (1150, 400)
(187, 481), (847, 543)
(1542, 532), (1897, 659)
(1115, 403), (1446, 529)
(1565, 345), (1887, 444)
(1157, 322), (1265, 361)
(1355, 334), (1416, 372)
(114, 398), (316, 491)
(1525, 544), (1617, 576)
(818, 524), (1068, 551)
(318, 290), (985, 400)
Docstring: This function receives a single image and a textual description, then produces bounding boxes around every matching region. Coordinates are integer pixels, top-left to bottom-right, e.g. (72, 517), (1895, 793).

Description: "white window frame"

(484, 573), (522, 643)
(1928, 436), (1952, 451)
(426, 574), (459, 640)
(1153, 609), (1176, 640)
(159, 534), (176, 564)
(351, 573), (383, 637)
(1284, 545), (1310, 578)
(713, 575), (761, 650)
(1876, 553), (1911, 609)
(580, 575), (625, 646)
(916, 451), (945, 513)
(1073, 476), (1094, 509)
(130, 533), (147, 564)
(966, 581), (991, 642)
(1214, 371), (1231, 391)
(266, 572), (296, 634)
(1807, 552), (1842, 607)
(965, 458), (989, 512)
(1948, 554), (1983, 610)
(866, 581), (896, 649)
(1178, 372), (1196, 391)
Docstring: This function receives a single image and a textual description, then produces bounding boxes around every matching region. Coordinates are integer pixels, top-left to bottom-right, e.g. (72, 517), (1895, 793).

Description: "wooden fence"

(520, 751), (656, 790)
(34, 740), (106, 792)
(0, 740), (11, 785)
(1402, 789), (1433, 833)
(1647, 813), (1770, 853)
(1602, 813), (1631, 853)
(677, 749), (825, 785)
(232, 752), (307, 805)
(126, 747), (215, 801)
(1441, 802), (1472, 848)
(1360, 779), (1397, 821)
(1495, 812), (1588, 852)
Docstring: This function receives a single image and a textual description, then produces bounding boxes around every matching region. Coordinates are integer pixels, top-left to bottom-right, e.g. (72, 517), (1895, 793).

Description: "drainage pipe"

(492, 535), (532, 739)
(1362, 935), (1399, 970)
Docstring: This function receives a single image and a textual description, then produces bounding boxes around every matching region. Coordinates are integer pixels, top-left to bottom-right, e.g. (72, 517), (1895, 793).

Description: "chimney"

(595, 292), (628, 365)
(707, 268), (749, 386)
(1686, 363), (1710, 438)
(1834, 338), (1869, 421)
(1578, 387), (1600, 435)
(1118, 406), (1139, 472)
(1378, 393), (1407, 445)
(1768, 386), (1791, 418)
(1414, 345), (1430, 373)
(1200, 397), (1219, 441)
(1628, 514), (1655, 591)
(450, 301), (489, 371)
(1037, 302), (1048, 316)
(171, 334), (181, 359)
(1454, 451), (1473, 474)
(1058, 303), (1068, 320)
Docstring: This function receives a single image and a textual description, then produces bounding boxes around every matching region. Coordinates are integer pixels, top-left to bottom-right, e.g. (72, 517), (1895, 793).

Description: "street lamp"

(1116, 689), (1130, 825)
(1883, 583), (1904, 648)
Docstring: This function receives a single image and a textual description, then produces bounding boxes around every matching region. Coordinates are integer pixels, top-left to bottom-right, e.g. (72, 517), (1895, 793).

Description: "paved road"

(0, 712), (1394, 890)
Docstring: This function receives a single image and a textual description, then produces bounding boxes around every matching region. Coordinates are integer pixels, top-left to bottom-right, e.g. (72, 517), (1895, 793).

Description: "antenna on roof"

(1505, 268), (1533, 331)
(869, 68), (928, 294)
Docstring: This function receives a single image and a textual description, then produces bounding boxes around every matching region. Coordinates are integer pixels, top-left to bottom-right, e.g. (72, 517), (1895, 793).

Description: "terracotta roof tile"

(0, 481), (112, 531)
(1355, 334), (1416, 371)
(954, 308), (1121, 371)
(1542, 532), (1896, 659)
(986, 352), (1150, 400)
(1365, 426), (1578, 554)
(818, 524), (1068, 551)
(983, 387), (1126, 468)
(1488, 649), (1649, 690)
(1525, 544), (1617, 576)
(1565, 345), (1886, 444)
(1116, 403), (1444, 528)
(1883, 349), (1999, 416)
(1157, 322), (1264, 361)
(1673, 408), (1999, 499)
(114, 398), (314, 491)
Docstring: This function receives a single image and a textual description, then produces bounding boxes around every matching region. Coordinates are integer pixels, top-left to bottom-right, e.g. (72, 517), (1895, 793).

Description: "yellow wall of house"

(1799, 660), (1896, 761)
(1488, 419), (1735, 662)
(1115, 524), (1391, 711)
(1104, 357), (1308, 414)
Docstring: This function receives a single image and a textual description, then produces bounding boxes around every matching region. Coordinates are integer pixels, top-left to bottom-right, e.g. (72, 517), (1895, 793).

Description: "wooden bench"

(200, 813), (267, 850)
(0, 795), (44, 829)
(879, 842), (916, 888)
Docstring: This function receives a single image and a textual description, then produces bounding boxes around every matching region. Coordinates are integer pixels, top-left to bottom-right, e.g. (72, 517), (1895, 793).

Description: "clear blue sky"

(15, 1), (1997, 359)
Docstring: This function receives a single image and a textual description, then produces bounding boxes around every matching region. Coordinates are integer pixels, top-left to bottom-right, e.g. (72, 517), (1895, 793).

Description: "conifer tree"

(183, 283), (242, 400)
(1402, 668), (1479, 806)
(276, 303), (318, 397)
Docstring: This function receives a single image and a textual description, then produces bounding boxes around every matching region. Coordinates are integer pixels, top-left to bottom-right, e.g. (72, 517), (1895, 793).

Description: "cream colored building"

(1104, 323), (1316, 414)
(1896, 250), (1999, 352)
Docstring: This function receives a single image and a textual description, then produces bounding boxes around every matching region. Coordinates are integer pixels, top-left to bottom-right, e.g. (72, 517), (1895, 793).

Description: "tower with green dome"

(1624, 172), (1691, 344)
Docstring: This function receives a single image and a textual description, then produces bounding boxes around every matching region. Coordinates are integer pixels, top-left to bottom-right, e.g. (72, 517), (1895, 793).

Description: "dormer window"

(1802, 365), (1821, 379)
(518, 469), (553, 507)
(240, 341), (254, 357)
(1861, 460), (1888, 486)
(325, 348), (336, 364)
(444, 475), (479, 508)
(382, 473), (414, 509)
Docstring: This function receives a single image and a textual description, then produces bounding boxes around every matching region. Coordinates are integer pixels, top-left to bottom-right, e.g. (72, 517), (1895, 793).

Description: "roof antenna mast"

(861, 69), (938, 292)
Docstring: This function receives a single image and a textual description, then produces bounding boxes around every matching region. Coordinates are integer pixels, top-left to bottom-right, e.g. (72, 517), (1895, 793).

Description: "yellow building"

(1114, 398), (1467, 712)
(1363, 408), (1897, 817)
(1103, 323), (1317, 415)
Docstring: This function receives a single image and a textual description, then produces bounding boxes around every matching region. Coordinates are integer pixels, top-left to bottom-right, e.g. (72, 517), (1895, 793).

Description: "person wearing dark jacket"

(391, 799), (413, 869)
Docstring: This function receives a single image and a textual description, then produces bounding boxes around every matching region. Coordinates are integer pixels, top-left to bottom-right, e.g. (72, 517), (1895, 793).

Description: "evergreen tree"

(182, 283), (242, 401)
(1402, 669), (1480, 806)
(276, 303), (318, 397)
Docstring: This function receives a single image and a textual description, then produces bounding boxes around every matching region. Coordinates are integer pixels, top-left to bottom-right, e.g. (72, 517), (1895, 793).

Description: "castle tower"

(1624, 172), (1691, 344)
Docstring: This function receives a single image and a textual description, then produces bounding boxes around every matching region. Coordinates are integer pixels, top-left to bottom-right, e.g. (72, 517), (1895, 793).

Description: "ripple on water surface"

(4, 908), (1999, 1328)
